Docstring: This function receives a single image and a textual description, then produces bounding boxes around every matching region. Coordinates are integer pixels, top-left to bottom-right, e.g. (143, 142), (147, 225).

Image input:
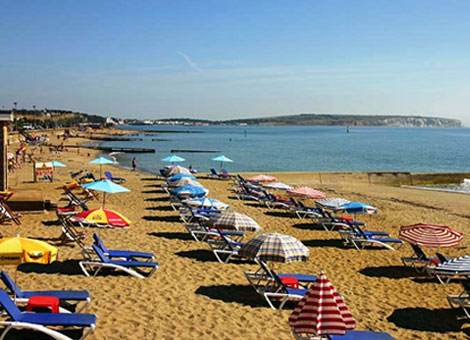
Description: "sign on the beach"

(34, 162), (53, 182)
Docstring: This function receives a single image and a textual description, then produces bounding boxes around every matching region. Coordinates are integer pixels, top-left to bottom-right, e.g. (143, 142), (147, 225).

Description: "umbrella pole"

(102, 192), (106, 209)
(100, 164), (102, 178)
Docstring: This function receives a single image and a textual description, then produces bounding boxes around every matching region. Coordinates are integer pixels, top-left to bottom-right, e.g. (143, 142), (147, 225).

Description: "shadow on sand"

(148, 231), (193, 241)
(195, 284), (298, 309)
(359, 266), (420, 279)
(142, 189), (166, 194)
(264, 211), (293, 218)
(143, 215), (180, 223)
(144, 197), (169, 202)
(292, 222), (324, 231)
(3, 329), (84, 340)
(145, 206), (174, 212)
(387, 307), (466, 333)
(302, 239), (349, 249)
(18, 260), (132, 277)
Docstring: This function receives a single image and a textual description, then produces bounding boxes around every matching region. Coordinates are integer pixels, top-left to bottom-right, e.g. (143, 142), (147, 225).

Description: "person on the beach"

(132, 157), (137, 171)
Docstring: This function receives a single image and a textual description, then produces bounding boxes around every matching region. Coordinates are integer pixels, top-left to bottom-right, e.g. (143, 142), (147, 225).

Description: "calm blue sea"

(99, 125), (470, 174)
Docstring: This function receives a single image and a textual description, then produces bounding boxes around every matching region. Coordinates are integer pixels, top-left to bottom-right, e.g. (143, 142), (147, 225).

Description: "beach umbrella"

(287, 187), (326, 199)
(239, 233), (309, 263)
(89, 156), (113, 177)
(185, 197), (230, 211)
(167, 174), (196, 182)
(168, 178), (202, 188)
(170, 184), (208, 198)
(72, 208), (131, 228)
(212, 155), (233, 170)
(168, 165), (191, 176)
(211, 212), (261, 232)
(316, 198), (351, 210)
(334, 201), (377, 215)
(162, 154), (185, 165)
(399, 223), (463, 248)
(263, 182), (293, 190)
(51, 160), (66, 168)
(247, 174), (278, 183)
(289, 272), (356, 337)
(0, 237), (58, 265)
(82, 179), (130, 208)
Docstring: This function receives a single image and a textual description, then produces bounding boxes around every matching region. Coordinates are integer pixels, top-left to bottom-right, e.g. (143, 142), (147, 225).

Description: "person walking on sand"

(132, 157), (137, 171)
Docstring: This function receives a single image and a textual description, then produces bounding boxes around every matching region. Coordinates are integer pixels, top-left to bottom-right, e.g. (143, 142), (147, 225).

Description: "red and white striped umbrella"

(246, 174), (278, 183)
(399, 223), (463, 248)
(287, 187), (326, 199)
(289, 272), (355, 337)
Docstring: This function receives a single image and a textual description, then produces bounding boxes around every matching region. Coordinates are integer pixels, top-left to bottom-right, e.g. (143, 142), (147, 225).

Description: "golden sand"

(2, 130), (470, 339)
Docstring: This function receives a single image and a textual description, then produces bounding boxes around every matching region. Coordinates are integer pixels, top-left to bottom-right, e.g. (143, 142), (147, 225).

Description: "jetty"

(64, 144), (155, 153)
(170, 149), (219, 153)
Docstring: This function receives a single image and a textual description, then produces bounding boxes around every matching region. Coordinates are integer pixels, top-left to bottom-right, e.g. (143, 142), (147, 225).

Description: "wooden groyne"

(170, 149), (219, 153)
(64, 144), (155, 153)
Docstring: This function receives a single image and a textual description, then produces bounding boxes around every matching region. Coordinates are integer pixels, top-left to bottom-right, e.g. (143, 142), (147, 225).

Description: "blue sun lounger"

(339, 225), (403, 250)
(1, 270), (90, 313)
(0, 289), (97, 340)
(327, 331), (395, 340)
(93, 233), (155, 261)
(104, 171), (126, 183)
(79, 244), (159, 279)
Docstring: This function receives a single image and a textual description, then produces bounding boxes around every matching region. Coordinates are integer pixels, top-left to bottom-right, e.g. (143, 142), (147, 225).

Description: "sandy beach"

(2, 129), (470, 340)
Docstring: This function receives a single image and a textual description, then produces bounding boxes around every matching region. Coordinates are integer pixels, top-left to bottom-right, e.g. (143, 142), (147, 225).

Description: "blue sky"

(1, 0), (470, 123)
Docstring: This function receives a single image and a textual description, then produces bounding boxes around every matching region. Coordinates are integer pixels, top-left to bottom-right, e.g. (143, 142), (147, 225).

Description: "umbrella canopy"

(89, 156), (114, 165)
(239, 233), (309, 263)
(247, 174), (278, 183)
(167, 174), (196, 182)
(289, 272), (356, 337)
(168, 166), (191, 176)
(72, 209), (131, 227)
(185, 197), (230, 211)
(0, 237), (58, 265)
(170, 185), (208, 197)
(51, 160), (66, 168)
(316, 198), (351, 210)
(168, 178), (202, 188)
(212, 155), (233, 163)
(399, 223), (463, 248)
(335, 201), (378, 215)
(83, 179), (130, 193)
(211, 212), (261, 232)
(162, 155), (185, 163)
(287, 187), (326, 199)
(263, 182), (293, 190)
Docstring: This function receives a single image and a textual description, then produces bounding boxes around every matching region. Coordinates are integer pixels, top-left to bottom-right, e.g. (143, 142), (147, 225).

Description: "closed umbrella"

(89, 156), (113, 177)
(211, 212), (261, 232)
(399, 223), (463, 248)
(212, 155), (233, 170)
(247, 174), (278, 183)
(289, 272), (356, 338)
(185, 197), (230, 211)
(287, 187), (326, 199)
(82, 179), (130, 208)
(239, 233), (309, 263)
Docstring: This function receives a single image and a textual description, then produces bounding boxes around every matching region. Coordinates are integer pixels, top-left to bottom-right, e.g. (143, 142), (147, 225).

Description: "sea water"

(99, 125), (470, 174)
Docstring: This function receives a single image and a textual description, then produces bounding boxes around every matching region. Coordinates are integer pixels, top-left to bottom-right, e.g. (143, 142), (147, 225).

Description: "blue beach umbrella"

(185, 197), (230, 211)
(162, 154), (185, 165)
(168, 174), (196, 182)
(334, 201), (378, 215)
(51, 160), (66, 168)
(212, 155), (233, 170)
(89, 156), (114, 177)
(170, 185), (208, 198)
(83, 179), (130, 207)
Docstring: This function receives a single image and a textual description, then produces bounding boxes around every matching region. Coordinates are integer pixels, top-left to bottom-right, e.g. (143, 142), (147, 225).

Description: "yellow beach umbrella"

(72, 208), (131, 227)
(0, 237), (58, 303)
(0, 237), (58, 265)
